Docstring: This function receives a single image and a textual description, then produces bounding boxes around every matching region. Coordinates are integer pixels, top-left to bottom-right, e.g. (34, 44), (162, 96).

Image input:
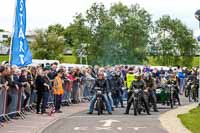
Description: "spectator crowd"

(0, 62), (199, 124)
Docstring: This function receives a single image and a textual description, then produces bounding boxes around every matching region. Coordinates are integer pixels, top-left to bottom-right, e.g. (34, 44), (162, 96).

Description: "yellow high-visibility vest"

(126, 73), (135, 91)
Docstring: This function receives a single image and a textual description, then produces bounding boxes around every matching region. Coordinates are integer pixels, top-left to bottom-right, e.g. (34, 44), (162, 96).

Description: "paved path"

(42, 107), (167, 133)
(160, 103), (198, 133)
(42, 96), (190, 133)
(0, 96), (193, 133)
(0, 103), (88, 133)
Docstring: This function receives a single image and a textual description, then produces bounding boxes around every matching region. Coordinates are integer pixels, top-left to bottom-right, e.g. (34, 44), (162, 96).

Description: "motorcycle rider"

(144, 72), (159, 112)
(186, 71), (198, 102)
(110, 71), (124, 108)
(88, 72), (112, 114)
(167, 73), (181, 105)
(104, 68), (115, 111)
(125, 73), (151, 115)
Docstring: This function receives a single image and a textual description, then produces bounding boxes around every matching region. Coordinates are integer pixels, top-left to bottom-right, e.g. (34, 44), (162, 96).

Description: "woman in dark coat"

(35, 68), (50, 114)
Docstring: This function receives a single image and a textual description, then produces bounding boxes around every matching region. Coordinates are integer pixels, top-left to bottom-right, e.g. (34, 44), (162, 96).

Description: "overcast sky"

(0, 0), (199, 36)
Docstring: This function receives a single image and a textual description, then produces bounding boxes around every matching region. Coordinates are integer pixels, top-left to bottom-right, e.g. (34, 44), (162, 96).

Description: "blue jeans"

(0, 89), (4, 116)
(48, 89), (54, 104)
(42, 92), (49, 111)
(62, 89), (68, 102)
(108, 92), (114, 108)
(83, 86), (90, 98)
(67, 91), (71, 102)
(123, 89), (128, 101)
(30, 90), (37, 105)
(179, 78), (185, 94)
(89, 94), (112, 113)
(72, 82), (79, 101)
(36, 91), (49, 113)
(113, 90), (123, 107)
(7, 91), (18, 118)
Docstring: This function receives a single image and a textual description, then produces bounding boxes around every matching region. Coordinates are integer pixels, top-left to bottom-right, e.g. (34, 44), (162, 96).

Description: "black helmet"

(134, 72), (141, 80)
(111, 71), (116, 77)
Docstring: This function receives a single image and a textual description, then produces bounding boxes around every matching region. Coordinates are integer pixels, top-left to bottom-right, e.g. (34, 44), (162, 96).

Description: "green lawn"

(148, 56), (199, 67)
(0, 55), (9, 63)
(0, 55), (77, 64)
(178, 107), (200, 133)
(62, 55), (77, 63)
(0, 55), (199, 66)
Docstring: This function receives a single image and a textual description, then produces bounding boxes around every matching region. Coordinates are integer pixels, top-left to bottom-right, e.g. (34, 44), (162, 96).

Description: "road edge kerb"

(32, 103), (88, 133)
(159, 103), (198, 133)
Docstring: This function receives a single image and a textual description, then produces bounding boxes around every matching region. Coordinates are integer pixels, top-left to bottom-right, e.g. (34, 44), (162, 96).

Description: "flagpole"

(9, 0), (17, 66)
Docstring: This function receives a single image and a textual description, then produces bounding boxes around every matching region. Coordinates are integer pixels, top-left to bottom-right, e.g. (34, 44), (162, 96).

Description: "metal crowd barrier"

(0, 77), (120, 127)
(60, 78), (95, 104)
(0, 87), (26, 126)
(82, 79), (95, 100)
(0, 87), (7, 125)
(7, 88), (25, 119)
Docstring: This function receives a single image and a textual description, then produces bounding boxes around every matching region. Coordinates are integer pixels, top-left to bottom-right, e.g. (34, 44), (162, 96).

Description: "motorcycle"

(155, 82), (179, 109)
(95, 87), (105, 115)
(185, 80), (193, 102)
(185, 79), (198, 102)
(128, 88), (145, 115)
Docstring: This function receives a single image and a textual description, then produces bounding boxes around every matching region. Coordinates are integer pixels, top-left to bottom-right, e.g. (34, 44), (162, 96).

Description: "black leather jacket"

(92, 78), (109, 94)
(109, 77), (122, 91)
(130, 80), (146, 91)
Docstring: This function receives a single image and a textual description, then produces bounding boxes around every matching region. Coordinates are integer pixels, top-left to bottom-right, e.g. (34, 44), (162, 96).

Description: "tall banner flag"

(10, 0), (32, 66)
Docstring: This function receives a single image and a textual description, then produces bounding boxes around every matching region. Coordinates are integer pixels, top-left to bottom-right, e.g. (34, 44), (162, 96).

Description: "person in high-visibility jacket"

(126, 67), (135, 92)
(53, 69), (64, 113)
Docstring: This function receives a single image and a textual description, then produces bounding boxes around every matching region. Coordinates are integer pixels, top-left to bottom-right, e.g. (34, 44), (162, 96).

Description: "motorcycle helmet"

(111, 71), (116, 77)
(144, 72), (151, 79)
(134, 72), (141, 81)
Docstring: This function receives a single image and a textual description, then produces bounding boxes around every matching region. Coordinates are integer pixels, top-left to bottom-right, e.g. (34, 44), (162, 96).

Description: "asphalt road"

(42, 96), (189, 133)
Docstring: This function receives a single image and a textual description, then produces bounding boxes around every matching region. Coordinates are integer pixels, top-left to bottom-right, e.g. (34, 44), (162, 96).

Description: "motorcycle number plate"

(97, 91), (102, 94)
(134, 89), (139, 93)
(156, 89), (161, 94)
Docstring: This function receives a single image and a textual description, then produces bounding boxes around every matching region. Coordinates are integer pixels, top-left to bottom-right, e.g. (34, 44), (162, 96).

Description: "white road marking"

(74, 127), (88, 131)
(96, 127), (112, 130)
(14, 125), (36, 128)
(117, 127), (123, 130)
(127, 127), (147, 130)
(69, 115), (158, 119)
(99, 119), (120, 127)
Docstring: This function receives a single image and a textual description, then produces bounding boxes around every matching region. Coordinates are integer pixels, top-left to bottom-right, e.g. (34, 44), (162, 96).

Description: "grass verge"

(178, 107), (200, 133)
(0, 55), (9, 63)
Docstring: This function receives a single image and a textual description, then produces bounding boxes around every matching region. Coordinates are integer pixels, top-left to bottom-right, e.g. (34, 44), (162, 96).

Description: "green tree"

(47, 24), (65, 36)
(153, 15), (197, 67)
(110, 3), (151, 64)
(2, 36), (11, 46)
(64, 13), (92, 63)
(65, 2), (152, 65)
(30, 29), (65, 61)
